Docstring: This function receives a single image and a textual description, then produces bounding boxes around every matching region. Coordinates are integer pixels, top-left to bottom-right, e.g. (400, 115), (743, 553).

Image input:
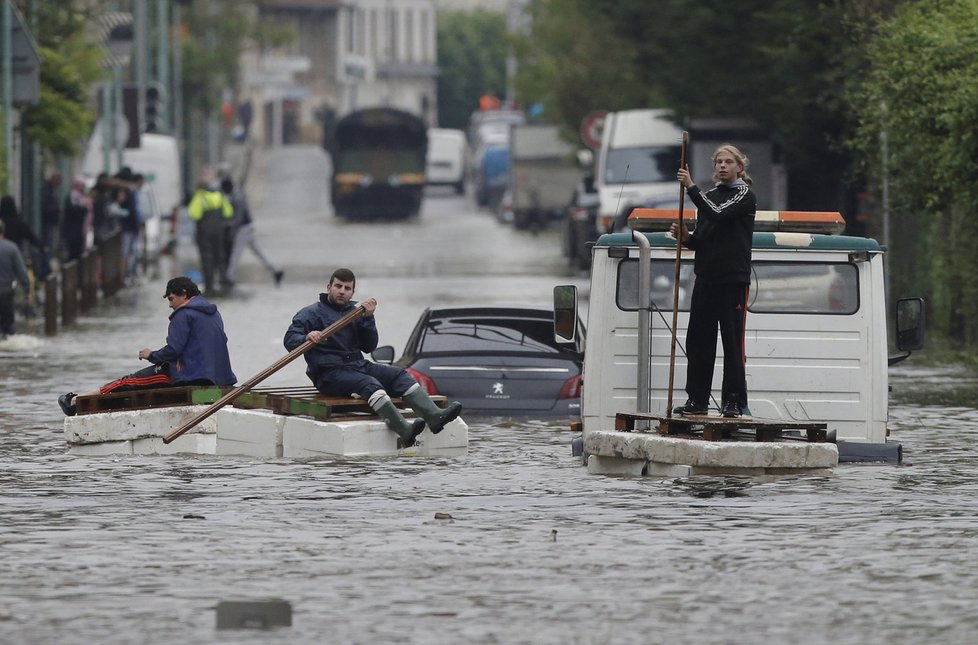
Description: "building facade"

(251, 0), (438, 146)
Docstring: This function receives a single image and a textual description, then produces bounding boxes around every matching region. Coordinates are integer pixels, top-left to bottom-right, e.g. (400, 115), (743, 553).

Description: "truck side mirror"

(553, 285), (578, 343)
(895, 297), (925, 351)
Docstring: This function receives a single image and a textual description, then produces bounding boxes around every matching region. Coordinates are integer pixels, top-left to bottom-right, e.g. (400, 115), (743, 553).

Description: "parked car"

(372, 306), (585, 417)
(562, 175), (600, 270)
(425, 128), (467, 194)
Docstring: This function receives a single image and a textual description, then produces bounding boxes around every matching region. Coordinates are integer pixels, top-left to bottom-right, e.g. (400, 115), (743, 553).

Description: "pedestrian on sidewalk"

(116, 168), (143, 285)
(0, 195), (43, 257)
(221, 177), (283, 287)
(38, 172), (63, 281)
(63, 176), (91, 262)
(57, 276), (237, 416)
(0, 220), (34, 339)
(670, 144), (756, 419)
(284, 267), (462, 447)
(187, 178), (234, 296)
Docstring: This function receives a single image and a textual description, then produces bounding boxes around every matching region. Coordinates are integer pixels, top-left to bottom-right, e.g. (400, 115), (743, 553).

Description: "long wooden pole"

(665, 132), (689, 420)
(163, 305), (366, 444)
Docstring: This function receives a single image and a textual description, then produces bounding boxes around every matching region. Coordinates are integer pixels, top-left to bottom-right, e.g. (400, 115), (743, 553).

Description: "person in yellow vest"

(187, 180), (234, 295)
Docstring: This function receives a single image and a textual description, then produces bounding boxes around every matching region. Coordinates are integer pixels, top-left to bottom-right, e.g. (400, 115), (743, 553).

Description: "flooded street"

(2, 146), (978, 644)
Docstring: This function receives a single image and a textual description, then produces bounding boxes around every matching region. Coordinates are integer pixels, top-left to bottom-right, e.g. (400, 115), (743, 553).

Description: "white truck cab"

(555, 209), (925, 464)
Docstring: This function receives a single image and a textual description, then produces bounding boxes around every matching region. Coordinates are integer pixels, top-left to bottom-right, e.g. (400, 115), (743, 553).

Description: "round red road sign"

(580, 111), (608, 149)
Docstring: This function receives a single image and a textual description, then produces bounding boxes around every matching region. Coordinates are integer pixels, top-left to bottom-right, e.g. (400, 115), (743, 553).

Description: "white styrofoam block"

(586, 454), (646, 476)
(65, 406), (217, 444)
(585, 430), (839, 473)
(216, 437), (283, 458)
(282, 416), (399, 457)
(67, 440), (133, 456)
(216, 408), (285, 446)
(644, 462), (693, 477)
(132, 433), (217, 455)
(406, 418), (469, 457)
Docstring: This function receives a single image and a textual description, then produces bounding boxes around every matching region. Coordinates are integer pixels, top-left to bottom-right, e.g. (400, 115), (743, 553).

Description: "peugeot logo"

(492, 382), (504, 394)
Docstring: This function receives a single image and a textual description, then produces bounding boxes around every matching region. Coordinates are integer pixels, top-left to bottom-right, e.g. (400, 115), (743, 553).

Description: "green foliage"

(436, 10), (508, 129)
(512, 0), (652, 141)
(181, 0), (295, 114)
(515, 0), (906, 206)
(850, 0), (978, 346)
(181, 1), (251, 113)
(14, 0), (103, 157)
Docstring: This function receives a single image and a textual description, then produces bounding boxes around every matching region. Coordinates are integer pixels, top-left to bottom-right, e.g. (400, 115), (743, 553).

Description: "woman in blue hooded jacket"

(58, 276), (236, 416)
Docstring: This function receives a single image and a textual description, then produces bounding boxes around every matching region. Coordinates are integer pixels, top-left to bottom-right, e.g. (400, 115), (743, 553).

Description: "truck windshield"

(616, 259), (859, 315)
(605, 146), (682, 184)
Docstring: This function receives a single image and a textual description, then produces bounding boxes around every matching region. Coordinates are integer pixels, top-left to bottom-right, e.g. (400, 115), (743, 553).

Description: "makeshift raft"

(584, 412), (838, 476)
(64, 386), (468, 458)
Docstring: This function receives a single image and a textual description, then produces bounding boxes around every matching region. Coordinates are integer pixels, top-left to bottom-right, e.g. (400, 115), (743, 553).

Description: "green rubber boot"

(368, 390), (425, 448)
(402, 384), (463, 435)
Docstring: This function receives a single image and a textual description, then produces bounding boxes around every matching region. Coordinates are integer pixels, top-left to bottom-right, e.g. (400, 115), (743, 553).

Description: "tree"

(515, 0), (907, 212)
(849, 0), (978, 350)
(436, 10), (508, 130)
(15, 1), (103, 157)
(512, 0), (652, 142)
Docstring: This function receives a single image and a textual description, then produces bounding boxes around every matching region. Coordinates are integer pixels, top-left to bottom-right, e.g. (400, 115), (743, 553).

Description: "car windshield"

(419, 316), (565, 354)
(604, 145), (681, 184)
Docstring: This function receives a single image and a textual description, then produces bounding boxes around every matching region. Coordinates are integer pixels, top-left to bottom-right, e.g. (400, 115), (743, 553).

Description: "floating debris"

(216, 599), (292, 630)
(433, 512), (453, 520)
(183, 513), (206, 520)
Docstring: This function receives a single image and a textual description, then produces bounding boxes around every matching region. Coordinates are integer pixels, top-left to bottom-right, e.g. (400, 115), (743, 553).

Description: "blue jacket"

(148, 295), (237, 385)
(284, 294), (378, 380)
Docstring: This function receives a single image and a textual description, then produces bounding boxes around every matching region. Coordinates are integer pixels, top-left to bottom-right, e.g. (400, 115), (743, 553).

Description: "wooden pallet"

(75, 386), (228, 415)
(74, 385), (447, 423)
(615, 412), (828, 443)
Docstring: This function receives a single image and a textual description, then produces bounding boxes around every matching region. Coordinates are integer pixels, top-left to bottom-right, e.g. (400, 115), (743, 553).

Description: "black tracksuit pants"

(683, 279), (749, 410)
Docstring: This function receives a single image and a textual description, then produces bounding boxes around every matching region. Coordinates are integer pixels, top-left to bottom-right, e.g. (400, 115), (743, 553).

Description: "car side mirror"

(372, 345), (395, 364)
(895, 297), (925, 351)
(553, 285), (578, 343)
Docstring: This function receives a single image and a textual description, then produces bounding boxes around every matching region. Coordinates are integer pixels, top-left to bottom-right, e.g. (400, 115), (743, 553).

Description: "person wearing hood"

(669, 144), (756, 418)
(57, 276), (237, 416)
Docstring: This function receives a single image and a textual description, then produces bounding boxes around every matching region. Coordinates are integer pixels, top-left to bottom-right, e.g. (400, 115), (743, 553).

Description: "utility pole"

(2, 0), (12, 194)
(134, 0), (147, 134)
(156, 0), (170, 132)
(173, 0), (188, 194)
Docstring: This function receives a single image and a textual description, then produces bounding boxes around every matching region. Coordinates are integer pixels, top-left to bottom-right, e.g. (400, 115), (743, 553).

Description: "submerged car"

(372, 306), (584, 417)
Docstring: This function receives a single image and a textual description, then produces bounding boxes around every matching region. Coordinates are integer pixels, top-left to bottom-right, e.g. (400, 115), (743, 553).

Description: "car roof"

(426, 306), (553, 320)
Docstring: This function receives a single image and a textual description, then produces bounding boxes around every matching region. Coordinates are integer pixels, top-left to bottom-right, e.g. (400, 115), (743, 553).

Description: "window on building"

(406, 9), (414, 63)
(388, 7), (399, 62)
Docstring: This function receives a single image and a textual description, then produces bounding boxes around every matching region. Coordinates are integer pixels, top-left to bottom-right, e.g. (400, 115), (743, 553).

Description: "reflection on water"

(889, 363), (978, 408)
(4, 291), (978, 642)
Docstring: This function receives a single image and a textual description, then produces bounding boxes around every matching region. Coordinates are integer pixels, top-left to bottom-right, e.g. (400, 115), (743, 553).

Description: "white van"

(425, 128), (466, 194)
(82, 127), (183, 260)
(595, 109), (683, 232)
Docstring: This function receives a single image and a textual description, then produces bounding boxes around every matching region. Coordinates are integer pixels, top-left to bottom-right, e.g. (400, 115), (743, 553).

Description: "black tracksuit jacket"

(682, 178), (756, 283)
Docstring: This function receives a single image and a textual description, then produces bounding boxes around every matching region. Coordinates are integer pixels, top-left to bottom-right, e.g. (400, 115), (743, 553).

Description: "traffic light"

(144, 85), (160, 132)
